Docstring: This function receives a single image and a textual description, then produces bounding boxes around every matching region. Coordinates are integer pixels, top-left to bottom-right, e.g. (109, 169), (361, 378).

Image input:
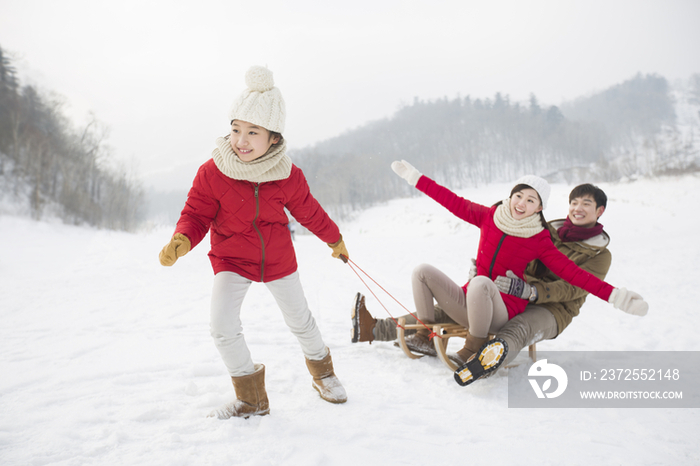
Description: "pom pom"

(245, 66), (274, 92)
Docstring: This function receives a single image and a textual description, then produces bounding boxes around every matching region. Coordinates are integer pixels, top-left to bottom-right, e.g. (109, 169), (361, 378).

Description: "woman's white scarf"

(493, 199), (545, 238)
(212, 136), (292, 182)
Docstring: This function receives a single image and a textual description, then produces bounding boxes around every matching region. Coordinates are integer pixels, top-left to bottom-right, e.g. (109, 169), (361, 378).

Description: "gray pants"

(373, 303), (558, 367)
(496, 304), (558, 366)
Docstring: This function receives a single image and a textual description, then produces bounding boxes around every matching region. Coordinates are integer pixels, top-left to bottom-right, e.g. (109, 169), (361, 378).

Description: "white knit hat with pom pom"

(229, 66), (286, 133)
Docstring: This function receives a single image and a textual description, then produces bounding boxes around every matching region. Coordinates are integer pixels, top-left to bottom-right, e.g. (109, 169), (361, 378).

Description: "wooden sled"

(396, 317), (537, 371)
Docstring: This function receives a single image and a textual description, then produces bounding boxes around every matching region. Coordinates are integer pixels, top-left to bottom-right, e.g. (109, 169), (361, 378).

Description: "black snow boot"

(454, 338), (508, 387)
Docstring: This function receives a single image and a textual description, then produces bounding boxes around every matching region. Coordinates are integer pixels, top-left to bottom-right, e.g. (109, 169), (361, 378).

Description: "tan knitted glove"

(159, 233), (191, 266)
(327, 234), (349, 263)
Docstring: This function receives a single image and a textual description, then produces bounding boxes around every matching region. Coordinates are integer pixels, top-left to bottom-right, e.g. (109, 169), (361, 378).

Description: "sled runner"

(396, 317), (536, 371)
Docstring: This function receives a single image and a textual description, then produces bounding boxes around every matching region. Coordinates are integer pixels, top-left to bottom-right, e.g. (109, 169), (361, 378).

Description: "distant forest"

(2, 39), (698, 228)
(0, 45), (143, 230)
(292, 73), (699, 219)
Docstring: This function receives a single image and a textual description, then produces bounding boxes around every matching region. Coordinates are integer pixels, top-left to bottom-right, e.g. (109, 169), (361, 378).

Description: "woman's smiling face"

(509, 188), (542, 220)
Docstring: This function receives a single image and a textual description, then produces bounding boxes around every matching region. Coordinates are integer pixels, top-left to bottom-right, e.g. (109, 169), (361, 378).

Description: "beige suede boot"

(305, 349), (347, 404)
(210, 363), (270, 419)
(454, 332), (488, 366)
(351, 293), (377, 343)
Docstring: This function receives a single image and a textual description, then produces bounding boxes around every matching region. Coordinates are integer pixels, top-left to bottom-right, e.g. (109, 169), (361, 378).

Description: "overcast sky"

(1, 0), (699, 190)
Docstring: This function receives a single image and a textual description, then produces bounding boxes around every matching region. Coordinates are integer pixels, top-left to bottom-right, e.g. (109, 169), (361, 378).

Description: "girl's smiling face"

(509, 188), (543, 220)
(229, 120), (280, 162)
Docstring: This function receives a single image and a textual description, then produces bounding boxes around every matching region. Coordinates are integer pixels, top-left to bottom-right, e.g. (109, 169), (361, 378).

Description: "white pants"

(210, 271), (328, 376)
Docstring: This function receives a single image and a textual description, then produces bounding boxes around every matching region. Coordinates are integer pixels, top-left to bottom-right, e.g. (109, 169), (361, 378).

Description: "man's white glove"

(391, 160), (422, 187)
(494, 270), (532, 300)
(608, 287), (649, 316)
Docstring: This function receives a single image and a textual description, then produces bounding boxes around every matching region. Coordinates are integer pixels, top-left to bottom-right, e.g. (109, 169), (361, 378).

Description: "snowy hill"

(605, 82), (700, 177)
(2, 174), (699, 465)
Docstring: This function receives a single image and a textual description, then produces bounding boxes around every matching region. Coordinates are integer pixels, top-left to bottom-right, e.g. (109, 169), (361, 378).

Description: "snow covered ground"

(2, 174), (699, 465)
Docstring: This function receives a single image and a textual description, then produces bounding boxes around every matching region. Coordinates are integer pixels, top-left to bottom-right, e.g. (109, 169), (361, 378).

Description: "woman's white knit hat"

(229, 66), (286, 133)
(514, 174), (551, 210)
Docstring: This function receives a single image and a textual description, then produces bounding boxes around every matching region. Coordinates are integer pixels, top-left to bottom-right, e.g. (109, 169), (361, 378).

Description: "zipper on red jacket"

(489, 233), (508, 278)
(253, 183), (265, 282)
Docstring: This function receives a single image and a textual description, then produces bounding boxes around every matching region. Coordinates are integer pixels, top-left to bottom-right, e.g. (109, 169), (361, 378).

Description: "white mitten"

(391, 160), (422, 186)
(467, 258), (477, 282)
(608, 287), (649, 316)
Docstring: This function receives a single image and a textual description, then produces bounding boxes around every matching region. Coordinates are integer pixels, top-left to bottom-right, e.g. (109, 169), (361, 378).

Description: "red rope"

(342, 255), (440, 340)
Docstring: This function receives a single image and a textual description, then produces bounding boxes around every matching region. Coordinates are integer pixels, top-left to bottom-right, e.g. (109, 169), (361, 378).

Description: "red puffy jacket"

(175, 159), (340, 282)
(416, 176), (614, 319)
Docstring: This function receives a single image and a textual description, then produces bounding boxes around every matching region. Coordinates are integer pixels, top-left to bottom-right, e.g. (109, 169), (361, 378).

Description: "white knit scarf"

(212, 136), (292, 182)
(493, 199), (545, 238)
